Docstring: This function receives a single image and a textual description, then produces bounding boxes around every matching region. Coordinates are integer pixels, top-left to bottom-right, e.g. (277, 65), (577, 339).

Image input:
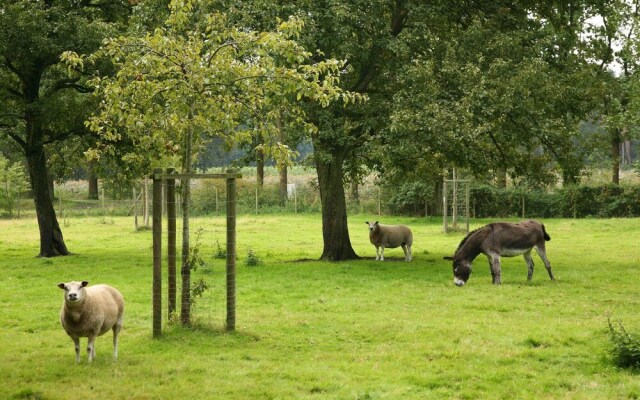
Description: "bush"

(386, 182), (431, 216)
(608, 317), (640, 370)
(245, 249), (262, 266)
(468, 184), (640, 219)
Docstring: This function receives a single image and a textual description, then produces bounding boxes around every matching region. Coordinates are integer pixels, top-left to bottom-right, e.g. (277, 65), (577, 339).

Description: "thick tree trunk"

(315, 146), (358, 261)
(611, 129), (621, 185)
(48, 174), (55, 203)
(26, 142), (69, 257)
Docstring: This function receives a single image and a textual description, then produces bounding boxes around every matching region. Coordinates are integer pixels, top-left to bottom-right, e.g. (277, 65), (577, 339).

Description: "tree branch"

(50, 78), (94, 94)
(486, 130), (509, 167)
(1, 83), (23, 98)
(3, 56), (22, 79)
(350, 0), (408, 93)
(0, 127), (27, 150)
(205, 41), (239, 68)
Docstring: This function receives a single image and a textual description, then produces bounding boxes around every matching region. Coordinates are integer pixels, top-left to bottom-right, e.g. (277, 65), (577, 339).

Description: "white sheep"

(57, 281), (124, 363)
(366, 221), (413, 261)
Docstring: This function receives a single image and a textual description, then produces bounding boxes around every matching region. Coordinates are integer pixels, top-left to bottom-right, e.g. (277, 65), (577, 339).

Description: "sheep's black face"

(453, 260), (472, 287)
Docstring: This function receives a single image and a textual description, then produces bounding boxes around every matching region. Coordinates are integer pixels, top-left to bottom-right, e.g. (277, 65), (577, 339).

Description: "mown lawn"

(1, 215), (639, 399)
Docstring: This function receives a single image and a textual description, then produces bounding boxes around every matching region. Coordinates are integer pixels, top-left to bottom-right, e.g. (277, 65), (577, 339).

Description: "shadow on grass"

(291, 256), (416, 263)
(154, 321), (262, 343)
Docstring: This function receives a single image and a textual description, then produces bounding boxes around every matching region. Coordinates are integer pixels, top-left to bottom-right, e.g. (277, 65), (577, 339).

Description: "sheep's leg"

(72, 336), (81, 364)
(113, 322), (122, 362)
(375, 246), (381, 261)
(524, 250), (534, 280)
(379, 246), (385, 261)
(87, 335), (96, 363)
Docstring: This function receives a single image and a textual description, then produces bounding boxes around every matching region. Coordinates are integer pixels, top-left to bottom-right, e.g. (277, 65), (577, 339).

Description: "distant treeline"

(471, 184), (640, 219)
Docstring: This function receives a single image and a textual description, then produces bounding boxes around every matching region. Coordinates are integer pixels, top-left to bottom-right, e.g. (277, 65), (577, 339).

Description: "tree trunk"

(180, 175), (191, 325)
(315, 145), (358, 261)
(48, 173), (55, 203)
(87, 162), (99, 200)
(350, 182), (360, 204)
(611, 129), (621, 185)
(277, 116), (287, 206)
(433, 178), (443, 216)
(256, 147), (264, 187)
(279, 163), (288, 206)
(26, 142), (69, 257)
(180, 112), (194, 326)
(496, 166), (507, 188)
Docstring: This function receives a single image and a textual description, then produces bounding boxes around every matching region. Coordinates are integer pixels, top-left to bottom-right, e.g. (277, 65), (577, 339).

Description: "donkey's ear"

(443, 256), (454, 260)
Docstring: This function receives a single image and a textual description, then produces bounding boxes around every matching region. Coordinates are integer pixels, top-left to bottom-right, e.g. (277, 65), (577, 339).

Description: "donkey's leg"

(487, 253), (502, 284)
(486, 255), (495, 280)
(524, 250), (535, 281)
(535, 246), (554, 280)
(401, 244), (412, 261)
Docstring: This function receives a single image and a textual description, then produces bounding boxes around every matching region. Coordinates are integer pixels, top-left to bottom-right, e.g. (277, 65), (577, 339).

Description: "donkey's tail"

(542, 224), (551, 241)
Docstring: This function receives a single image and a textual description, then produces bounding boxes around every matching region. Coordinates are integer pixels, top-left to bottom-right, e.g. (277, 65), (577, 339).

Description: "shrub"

(245, 249), (262, 266)
(469, 184), (640, 219)
(608, 317), (640, 370)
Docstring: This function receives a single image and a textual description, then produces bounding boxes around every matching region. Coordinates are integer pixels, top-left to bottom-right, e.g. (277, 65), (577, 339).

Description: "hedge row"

(471, 184), (640, 218)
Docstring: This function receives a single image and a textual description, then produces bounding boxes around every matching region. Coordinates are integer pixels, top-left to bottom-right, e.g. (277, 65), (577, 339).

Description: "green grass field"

(1, 215), (639, 399)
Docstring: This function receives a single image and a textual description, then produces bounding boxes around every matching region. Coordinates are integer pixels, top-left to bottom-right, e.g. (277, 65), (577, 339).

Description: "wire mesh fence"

(3, 176), (394, 220)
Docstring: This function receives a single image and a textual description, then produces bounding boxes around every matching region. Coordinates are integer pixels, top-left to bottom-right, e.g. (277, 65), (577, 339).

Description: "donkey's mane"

(454, 226), (487, 255)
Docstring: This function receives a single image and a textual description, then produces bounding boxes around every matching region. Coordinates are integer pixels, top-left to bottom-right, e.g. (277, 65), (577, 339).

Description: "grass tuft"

(608, 317), (640, 370)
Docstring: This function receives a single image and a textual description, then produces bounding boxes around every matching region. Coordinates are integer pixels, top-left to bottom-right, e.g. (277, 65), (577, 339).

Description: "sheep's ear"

(375, 221), (379, 225)
(57, 283), (66, 290)
(443, 256), (454, 260)
(81, 281), (89, 287)
(365, 221), (369, 225)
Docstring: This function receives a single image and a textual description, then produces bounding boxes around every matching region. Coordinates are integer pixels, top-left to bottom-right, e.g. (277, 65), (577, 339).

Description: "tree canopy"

(0, 0), (130, 256)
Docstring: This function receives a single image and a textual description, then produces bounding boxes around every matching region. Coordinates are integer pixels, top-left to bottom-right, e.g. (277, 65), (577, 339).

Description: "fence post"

(152, 168), (163, 338)
(443, 180), (448, 233)
(465, 184), (470, 233)
(226, 169), (237, 332)
(166, 168), (177, 318)
(133, 187), (138, 230)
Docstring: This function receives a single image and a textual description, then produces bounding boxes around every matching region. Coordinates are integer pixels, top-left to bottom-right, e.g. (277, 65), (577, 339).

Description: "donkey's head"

(444, 256), (472, 286)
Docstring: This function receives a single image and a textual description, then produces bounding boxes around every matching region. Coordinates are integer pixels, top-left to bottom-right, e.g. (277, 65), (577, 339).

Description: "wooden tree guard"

(152, 168), (241, 338)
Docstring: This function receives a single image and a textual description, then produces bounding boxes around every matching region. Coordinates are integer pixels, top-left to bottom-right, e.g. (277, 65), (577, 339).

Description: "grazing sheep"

(366, 221), (413, 261)
(58, 281), (124, 363)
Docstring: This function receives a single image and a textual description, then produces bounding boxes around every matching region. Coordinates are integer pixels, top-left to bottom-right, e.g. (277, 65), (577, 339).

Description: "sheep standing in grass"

(58, 281), (124, 363)
(366, 221), (413, 261)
